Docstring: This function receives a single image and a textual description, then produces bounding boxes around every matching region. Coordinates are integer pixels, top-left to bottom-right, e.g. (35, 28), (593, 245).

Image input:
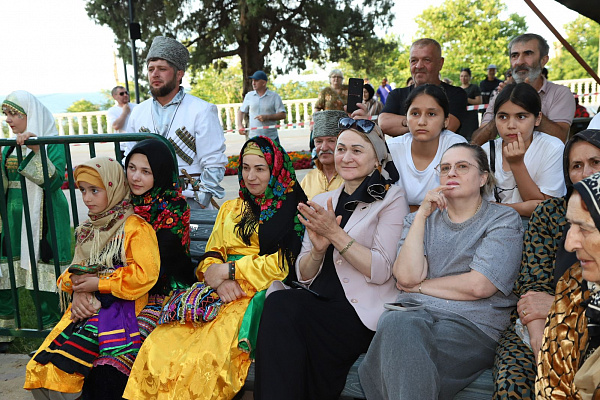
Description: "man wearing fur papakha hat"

(300, 110), (346, 200)
(125, 36), (227, 209)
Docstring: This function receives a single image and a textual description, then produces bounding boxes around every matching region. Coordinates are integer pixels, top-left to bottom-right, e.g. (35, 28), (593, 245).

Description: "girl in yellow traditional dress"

(124, 136), (306, 400)
(24, 157), (160, 400)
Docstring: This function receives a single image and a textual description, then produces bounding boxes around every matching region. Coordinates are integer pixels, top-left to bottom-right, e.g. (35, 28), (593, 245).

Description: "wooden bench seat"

(190, 209), (494, 399)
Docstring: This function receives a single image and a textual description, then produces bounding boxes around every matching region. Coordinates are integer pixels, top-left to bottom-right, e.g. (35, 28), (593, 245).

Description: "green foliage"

(64, 99), (106, 134)
(337, 35), (411, 89)
(415, 0), (527, 84)
(547, 16), (600, 80)
(84, 0), (394, 94)
(189, 57), (326, 103)
(66, 99), (100, 113)
(189, 60), (244, 104)
(275, 80), (326, 100)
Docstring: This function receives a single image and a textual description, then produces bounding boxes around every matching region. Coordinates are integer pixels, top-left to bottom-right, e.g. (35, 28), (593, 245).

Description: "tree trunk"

(239, 0), (265, 97)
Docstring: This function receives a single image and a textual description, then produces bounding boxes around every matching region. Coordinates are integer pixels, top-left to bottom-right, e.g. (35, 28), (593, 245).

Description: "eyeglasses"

(338, 117), (376, 134)
(493, 185), (517, 203)
(119, 91), (129, 96)
(435, 161), (480, 177)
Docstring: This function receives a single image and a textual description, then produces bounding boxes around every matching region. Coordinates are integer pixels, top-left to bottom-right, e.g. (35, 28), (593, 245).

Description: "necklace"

(446, 198), (483, 223)
(150, 93), (185, 137)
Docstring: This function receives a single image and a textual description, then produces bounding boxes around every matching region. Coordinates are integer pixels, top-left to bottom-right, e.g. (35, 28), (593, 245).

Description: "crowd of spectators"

(4, 30), (600, 400)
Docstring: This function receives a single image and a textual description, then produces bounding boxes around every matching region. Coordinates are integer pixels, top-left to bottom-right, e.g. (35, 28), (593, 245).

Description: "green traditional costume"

(0, 91), (72, 343)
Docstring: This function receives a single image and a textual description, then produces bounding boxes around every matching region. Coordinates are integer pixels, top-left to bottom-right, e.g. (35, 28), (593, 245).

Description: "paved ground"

(0, 129), (311, 399)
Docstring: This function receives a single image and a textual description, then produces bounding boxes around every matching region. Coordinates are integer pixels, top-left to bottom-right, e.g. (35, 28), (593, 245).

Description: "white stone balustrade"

(1, 98), (318, 137)
(1, 80), (598, 138)
(554, 78), (600, 109)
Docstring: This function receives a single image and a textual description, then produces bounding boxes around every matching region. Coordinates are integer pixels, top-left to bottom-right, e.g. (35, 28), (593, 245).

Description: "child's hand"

(70, 292), (98, 322)
(72, 275), (100, 293)
(504, 132), (526, 165)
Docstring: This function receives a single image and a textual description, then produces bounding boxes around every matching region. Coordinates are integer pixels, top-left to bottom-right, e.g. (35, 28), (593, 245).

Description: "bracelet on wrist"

(228, 261), (236, 281)
(339, 239), (355, 256)
(418, 279), (426, 294)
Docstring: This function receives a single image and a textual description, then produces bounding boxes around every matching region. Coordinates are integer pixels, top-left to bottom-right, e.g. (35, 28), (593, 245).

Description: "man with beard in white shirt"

(125, 36), (227, 209)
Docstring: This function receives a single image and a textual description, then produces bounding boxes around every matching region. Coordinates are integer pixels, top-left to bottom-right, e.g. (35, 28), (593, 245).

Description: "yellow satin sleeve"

(96, 215), (159, 300)
(24, 215), (159, 393)
(198, 198), (287, 291)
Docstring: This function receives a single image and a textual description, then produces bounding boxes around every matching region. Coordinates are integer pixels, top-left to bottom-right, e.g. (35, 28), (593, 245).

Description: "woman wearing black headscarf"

(78, 139), (196, 397)
(494, 129), (600, 399)
(536, 169), (600, 398)
(124, 136), (307, 400)
(125, 138), (195, 302)
(362, 84), (383, 117)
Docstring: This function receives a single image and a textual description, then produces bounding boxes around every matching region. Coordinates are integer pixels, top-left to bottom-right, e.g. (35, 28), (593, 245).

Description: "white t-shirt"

(387, 129), (466, 206)
(589, 113), (600, 129)
(482, 131), (566, 204)
(106, 103), (137, 133)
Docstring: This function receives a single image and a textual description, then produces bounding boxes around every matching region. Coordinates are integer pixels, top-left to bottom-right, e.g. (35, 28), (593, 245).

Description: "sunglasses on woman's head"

(338, 117), (376, 134)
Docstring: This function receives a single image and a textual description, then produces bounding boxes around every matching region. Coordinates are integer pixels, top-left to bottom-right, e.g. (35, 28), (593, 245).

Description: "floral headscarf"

(124, 139), (190, 254)
(236, 136), (307, 269)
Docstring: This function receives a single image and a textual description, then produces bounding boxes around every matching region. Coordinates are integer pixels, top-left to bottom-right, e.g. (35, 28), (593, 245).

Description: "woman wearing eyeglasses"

(483, 83), (565, 217)
(254, 118), (409, 400)
(387, 84), (466, 212)
(359, 142), (523, 399)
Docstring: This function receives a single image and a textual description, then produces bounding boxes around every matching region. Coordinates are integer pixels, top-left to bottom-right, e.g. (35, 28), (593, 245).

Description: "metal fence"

(0, 133), (175, 338)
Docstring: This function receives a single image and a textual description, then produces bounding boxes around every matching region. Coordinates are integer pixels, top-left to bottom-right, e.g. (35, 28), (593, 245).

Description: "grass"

(7, 288), (46, 354)
(5, 228), (75, 354)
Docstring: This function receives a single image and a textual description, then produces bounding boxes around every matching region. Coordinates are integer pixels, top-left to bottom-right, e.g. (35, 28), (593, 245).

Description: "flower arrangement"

(225, 150), (311, 176)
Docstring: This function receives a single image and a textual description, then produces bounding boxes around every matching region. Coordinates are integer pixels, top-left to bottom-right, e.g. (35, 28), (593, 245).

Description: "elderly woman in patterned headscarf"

(124, 136), (307, 400)
(495, 129), (600, 400)
(536, 170), (600, 399)
(254, 118), (410, 399)
(0, 91), (72, 351)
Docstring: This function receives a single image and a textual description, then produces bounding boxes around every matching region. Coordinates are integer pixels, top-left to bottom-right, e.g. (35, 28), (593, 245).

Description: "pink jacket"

(296, 184), (409, 330)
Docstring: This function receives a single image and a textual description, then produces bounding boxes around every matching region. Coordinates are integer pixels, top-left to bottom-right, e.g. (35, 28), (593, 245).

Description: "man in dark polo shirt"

(479, 64), (503, 105)
(376, 38), (467, 137)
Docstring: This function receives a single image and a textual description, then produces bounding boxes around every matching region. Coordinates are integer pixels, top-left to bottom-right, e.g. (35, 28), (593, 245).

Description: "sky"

(1, 0), (582, 96)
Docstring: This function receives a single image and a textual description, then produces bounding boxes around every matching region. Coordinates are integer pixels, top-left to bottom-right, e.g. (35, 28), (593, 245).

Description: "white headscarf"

(2, 90), (57, 138)
(2, 90), (58, 271)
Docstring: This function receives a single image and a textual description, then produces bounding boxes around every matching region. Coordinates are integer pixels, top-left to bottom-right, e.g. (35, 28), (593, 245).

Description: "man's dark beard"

(150, 76), (178, 98)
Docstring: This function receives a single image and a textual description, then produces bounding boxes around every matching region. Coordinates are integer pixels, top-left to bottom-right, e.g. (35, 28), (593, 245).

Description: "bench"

(190, 209), (494, 399)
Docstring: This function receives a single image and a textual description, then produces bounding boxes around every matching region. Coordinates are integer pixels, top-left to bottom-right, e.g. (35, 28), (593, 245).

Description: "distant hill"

(0, 92), (111, 114)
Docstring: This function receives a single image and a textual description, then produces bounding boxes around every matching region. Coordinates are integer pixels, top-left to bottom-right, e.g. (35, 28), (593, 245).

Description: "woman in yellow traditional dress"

(124, 136), (307, 399)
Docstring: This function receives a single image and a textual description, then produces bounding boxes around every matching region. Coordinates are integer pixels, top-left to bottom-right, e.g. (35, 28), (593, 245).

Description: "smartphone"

(384, 301), (425, 311)
(346, 78), (363, 114)
(291, 280), (327, 300)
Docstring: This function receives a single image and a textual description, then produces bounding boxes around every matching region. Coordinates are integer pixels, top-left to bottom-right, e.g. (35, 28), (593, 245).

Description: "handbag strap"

(489, 140), (502, 203)
(489, 139), (496, 174)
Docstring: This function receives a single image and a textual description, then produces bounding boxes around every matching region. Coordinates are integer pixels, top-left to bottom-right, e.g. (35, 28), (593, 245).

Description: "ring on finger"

(522, 310), (527, 317)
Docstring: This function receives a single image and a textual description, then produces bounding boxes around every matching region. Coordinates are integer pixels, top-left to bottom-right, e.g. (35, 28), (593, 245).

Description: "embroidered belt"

(7, 181), (20, 189)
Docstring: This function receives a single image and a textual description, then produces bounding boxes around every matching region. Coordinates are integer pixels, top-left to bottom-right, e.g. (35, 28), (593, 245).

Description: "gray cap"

(313, 110), (347, 138)
(487, 64), (497, 70)
(146, 36), (189, 71)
